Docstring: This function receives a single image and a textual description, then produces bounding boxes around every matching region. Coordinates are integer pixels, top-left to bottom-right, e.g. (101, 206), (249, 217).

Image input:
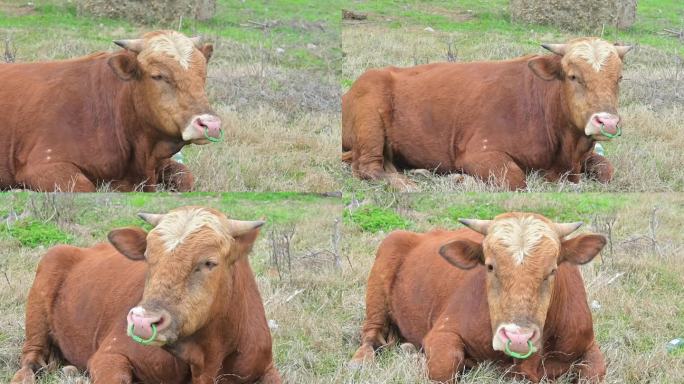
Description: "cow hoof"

(347, 360), (365, 371)
(62, 365), (79, 377)
(400, 342), (418, 354)
(408, 169), (432, 178)
(10, 367), (35, 384)
(450, 174), (466, 184)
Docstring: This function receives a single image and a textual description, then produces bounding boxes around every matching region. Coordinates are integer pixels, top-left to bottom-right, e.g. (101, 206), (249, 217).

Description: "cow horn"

(226, 219), (266, 236)
(541, 43), (567, 56)
(138, 212), (165, 227)
(190, 36), (203, 48)
(458, 218), (492, 235)
(614, 45), (633, 59)
(555, 222), (583, 238)
(113, 39), (144, 53)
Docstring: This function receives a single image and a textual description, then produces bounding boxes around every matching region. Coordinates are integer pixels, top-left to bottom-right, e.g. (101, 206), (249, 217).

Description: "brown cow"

(342, 37), (632, 191)
(11, 206), (280, 384)
(0, 30), (222, 192)
(350, 212), (606, 382)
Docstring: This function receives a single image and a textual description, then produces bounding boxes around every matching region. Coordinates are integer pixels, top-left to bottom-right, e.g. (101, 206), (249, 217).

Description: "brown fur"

(351, 213), (607, 383)
(0, 30), (217, 192)
(11, 207), (280, 384)
(342, 37), (628, 190)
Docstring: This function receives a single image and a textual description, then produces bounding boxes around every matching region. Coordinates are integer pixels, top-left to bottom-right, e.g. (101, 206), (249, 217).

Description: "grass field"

(0, 191), (343, 383)
(0, 0), (344, 192)
(340, 0), (684, 193)
(340, 192), (684, 383)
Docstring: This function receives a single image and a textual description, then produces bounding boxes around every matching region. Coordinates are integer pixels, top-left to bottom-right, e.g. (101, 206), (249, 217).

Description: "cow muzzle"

(585, 112), (621, 139)
(126, 306), (172, 346)
(492, 323), (540, 359)
(182, 114), (223, 143)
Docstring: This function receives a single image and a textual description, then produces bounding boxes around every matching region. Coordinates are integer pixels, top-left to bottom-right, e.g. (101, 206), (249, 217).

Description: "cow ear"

(227, 227), (261, 262)
(108, 227), (148, 261)
(199, 44), (213, 63)
(108, 52), (140, 81)
(528, 56), (562, 81)
(560, 234), (606, 265)
(439, 239), (483, 270)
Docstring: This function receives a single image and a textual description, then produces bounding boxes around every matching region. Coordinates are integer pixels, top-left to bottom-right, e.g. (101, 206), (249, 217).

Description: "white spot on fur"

(567, 39), (617, 72)
(144, 31), (195, 70)
(488, 215), (559, 264)
(152, 207), (226, 251)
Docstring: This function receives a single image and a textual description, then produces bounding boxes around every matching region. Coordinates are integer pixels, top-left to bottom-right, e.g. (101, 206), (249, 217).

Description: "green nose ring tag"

(204, 127), (224, 143)
(504, 340), (536, 359)
(600, 123), (622, 138)
(127, 323), (157, 345)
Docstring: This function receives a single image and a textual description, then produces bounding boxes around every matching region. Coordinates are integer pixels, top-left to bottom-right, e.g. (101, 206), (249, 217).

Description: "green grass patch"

(2, 219), (71, 247)
(345, 204), (410, 233)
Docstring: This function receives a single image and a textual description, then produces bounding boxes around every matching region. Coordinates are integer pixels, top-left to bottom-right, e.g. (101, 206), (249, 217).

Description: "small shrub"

(344, 205), (409, 233)
(3, 220), (72, 248)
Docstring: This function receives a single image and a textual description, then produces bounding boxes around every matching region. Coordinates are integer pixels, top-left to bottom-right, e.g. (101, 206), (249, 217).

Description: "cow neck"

(542, 263), (591, 352)
(542, 76), (594, 168)
(120, 89), (186, 164)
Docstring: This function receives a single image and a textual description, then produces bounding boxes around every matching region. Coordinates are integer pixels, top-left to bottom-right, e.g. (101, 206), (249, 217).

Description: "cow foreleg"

(15, 163), (96, 192)
(460, 152), (526, 191)
(423, 329), (465, 383)
(88, 352), (133, 384)
(576, 340), (606, 383)
(582, 152), (614, 183)
(156, 158), (195, 192)
(349, 262), (394, 369)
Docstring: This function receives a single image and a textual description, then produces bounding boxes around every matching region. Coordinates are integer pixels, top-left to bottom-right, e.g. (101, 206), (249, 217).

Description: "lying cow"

(0, 30), (222, 192)
(12, 206), (280, 384)
(351, 212), (606, 382)
(342, 37), (632, 191)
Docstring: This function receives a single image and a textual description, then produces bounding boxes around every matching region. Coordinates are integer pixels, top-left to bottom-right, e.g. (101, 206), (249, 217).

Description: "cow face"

(439, 213), (605, 358)
(528, 38), (632, 141)
(107, 31), (222, 144)
(107, 206), (264, 347)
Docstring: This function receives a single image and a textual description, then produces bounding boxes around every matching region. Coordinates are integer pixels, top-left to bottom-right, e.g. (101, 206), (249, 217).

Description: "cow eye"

(568, 74), (577, 82)
(545, 269), (557, 280)
(195, 260), (217, 272)
(486, 264), (494, 272)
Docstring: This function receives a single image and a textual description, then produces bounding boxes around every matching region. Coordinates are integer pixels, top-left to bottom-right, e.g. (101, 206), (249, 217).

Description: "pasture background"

(0, 0), (344, 192)
(340, 192), (684, 383)
(0, 191), (343, 383)
(340, 0), (684, 193)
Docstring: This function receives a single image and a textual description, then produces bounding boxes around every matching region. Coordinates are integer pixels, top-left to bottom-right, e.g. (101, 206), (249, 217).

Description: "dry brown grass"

(340, 23), (684, 192)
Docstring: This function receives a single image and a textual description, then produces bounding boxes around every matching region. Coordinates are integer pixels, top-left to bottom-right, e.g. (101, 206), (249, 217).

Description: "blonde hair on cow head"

(486, 214), (561, 265)
(138, 31), (198, 71)
(565, 38), (619, 72)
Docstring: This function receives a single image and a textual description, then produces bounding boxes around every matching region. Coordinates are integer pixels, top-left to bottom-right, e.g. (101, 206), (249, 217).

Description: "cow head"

(108, 30), (222, 144)
(439, 213), (605, 358)
(528, 37), (632, 141)
(107, 206), (264, 347)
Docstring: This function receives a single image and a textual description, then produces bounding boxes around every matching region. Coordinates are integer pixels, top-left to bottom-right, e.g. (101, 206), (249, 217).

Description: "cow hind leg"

(15, 163), (96, 192)
(88, 351), (133, 384)
(576, 340), (606, 383)
(349, 272), (394, 368)
(460, 152), (526, 191)
(156, 158), (195, 192)
(423, 329), (466, 383)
